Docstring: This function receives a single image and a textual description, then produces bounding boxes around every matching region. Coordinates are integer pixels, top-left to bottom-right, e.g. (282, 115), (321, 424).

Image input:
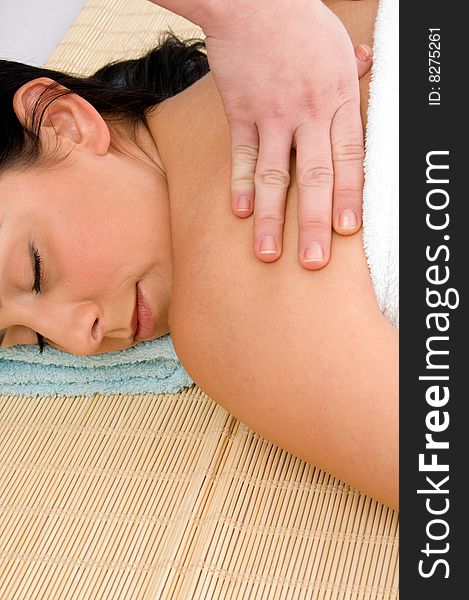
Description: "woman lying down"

(0, 0), (398, 509)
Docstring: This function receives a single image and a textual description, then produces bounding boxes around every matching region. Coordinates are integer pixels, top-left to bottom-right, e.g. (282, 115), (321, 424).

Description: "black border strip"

(400, 1), (467, 596)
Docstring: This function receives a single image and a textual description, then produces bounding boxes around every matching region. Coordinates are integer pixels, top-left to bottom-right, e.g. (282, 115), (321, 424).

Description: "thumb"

(354, 43), (373, 78)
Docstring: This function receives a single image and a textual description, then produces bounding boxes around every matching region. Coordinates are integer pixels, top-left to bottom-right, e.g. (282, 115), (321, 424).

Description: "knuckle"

(298, 91), (317, 117)
(267, 105), (287, 121)
(335, 85), (360, 106)
(232, 164), (256, 183)
(233, 144), (259, 165)
(257, 168), (291, 188)
(300, 216), (330, 229)
(297, 93), (331, 121)
(263, 98), (288, 121)
(334, 188), (362, 201)
(232, 174), (255, 187)
(255, 214), (285, 228)
(334, 143), (364, 163)
(298, 164), (333, 189)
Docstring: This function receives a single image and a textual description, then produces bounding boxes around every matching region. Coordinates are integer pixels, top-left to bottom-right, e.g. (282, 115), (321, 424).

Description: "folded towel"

(362, 0), (399, 329)
(0, 335), (193, 397)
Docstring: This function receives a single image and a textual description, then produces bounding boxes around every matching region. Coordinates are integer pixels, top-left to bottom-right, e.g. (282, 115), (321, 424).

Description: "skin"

(151, 1), (397, 511)
(0, 94), (172, 355)
(0, 1), (397, 509)
(152, 0), (367, 270)
(0, 2), (371, 355)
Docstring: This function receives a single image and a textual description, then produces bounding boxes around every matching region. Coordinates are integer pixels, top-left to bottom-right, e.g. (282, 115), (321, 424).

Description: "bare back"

(150, 0), (398, 508)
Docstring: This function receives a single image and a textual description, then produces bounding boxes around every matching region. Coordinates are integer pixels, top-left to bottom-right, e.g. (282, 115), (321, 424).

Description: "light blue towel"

(0, 335), (193, 397)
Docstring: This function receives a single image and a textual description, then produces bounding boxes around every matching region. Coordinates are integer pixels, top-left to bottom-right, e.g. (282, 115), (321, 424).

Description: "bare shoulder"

(169, 202), (397, 416)
(152, 15), (397, 504)
(159, 84), (399, 507)
(168, 172), (398, 506)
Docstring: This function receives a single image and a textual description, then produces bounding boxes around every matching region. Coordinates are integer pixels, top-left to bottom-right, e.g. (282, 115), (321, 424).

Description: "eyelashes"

(36, 332), (46, 354)
(32, 245), (47, 354)
(32, 246), (42, 294)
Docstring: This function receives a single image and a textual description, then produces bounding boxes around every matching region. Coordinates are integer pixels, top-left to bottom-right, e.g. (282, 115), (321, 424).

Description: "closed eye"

(31, 244), (47, 353)
(32, 245), (43, 294)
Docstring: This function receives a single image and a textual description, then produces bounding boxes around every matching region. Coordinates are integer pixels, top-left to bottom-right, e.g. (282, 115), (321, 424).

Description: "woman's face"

(0, 79), (172, 355)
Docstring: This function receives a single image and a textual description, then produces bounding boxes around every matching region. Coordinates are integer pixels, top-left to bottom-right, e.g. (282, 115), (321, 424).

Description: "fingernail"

(237, 195), (251, 212)
(259, 235), (278, 255)
(303, 242), (324, 262)
(339, 209), (358, 229)
(356, 44), (371, 62)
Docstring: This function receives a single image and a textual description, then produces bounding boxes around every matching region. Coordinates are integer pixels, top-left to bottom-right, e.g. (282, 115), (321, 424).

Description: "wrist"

(152, 0), (277, 32)
(200, 0), (324, 33)
(150, 0), (324, 33)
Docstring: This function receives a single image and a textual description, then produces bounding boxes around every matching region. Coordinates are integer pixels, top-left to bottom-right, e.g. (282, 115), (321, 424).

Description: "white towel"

(362, 0), (399, 329)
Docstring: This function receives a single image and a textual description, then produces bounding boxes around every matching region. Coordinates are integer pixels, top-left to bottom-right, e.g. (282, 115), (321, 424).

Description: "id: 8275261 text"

(428, 28), (441, 106)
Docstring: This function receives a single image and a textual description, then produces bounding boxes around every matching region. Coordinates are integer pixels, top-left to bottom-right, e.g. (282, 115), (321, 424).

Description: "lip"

(134, 284), (155, 341)
(131, 301), (139, 339)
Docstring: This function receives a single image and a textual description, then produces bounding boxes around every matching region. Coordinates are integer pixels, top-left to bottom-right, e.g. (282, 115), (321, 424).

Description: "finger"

(330, 98), (364, 236)
(355, 43), (372, 78)
(253, 123), (293, 262)
(230, 120), (259, 218)
(294, 121), (334, 270)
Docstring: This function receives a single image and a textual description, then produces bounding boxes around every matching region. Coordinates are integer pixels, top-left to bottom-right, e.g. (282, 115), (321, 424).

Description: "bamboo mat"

(0, 1), (399, 598)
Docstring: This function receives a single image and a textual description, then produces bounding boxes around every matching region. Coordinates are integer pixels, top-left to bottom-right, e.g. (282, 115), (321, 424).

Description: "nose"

(41, 302), (105, 356)
(61, 302), (105, 355)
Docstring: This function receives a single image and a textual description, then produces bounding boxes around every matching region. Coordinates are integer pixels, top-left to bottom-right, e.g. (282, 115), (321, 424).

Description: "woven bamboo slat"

(0, 1), (398, 598)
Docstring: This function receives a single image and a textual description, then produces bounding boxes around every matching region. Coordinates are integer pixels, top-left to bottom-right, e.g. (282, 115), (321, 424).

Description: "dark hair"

(0, 31), (209, 174)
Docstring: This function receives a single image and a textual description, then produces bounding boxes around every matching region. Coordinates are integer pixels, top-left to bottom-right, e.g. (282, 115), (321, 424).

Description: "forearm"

(148, 0), (321, 30)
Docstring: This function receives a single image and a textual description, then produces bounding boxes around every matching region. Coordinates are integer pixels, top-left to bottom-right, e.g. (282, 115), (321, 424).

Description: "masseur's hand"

(150, 0), (370, 269)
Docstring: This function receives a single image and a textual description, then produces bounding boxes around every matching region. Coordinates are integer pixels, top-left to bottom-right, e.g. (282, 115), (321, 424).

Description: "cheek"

(53, 214), (153, 292)
(51, 177), (169, 285)
(60, 238), (129, 290)
(52, 199), (129, 266)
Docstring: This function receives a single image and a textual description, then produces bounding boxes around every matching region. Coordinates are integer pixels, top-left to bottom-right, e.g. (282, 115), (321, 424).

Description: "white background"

(0, 0), (86, 65)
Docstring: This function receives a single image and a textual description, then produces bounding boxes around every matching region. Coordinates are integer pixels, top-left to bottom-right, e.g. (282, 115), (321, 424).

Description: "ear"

(12, 77), (111, 156)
